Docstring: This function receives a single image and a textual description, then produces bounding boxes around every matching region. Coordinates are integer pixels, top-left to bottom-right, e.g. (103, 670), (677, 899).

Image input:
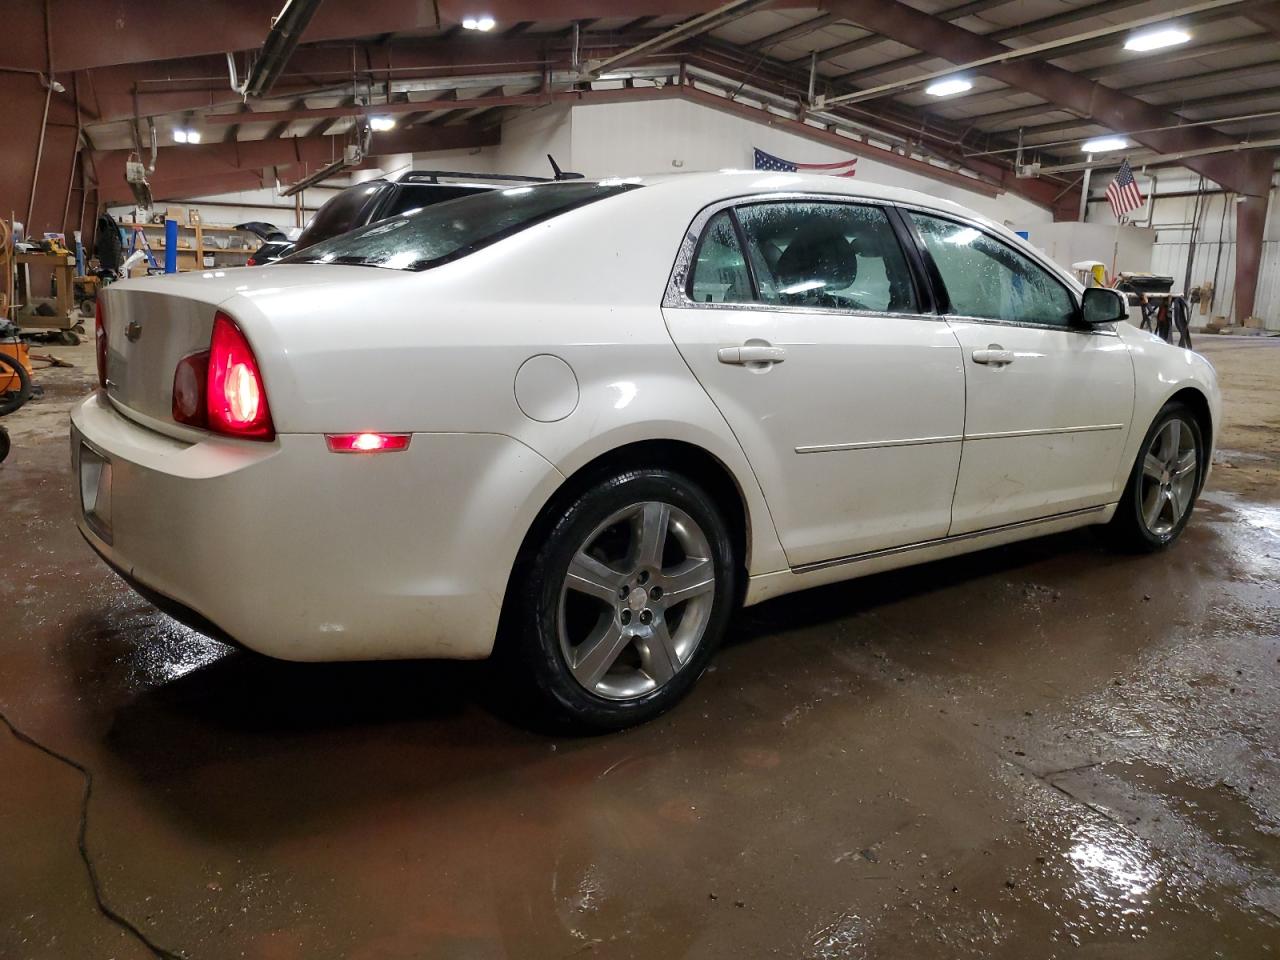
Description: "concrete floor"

(1, 335), (1278, 959)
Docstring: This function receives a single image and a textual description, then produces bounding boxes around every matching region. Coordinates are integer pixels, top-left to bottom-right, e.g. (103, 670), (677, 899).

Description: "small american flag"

(754, 147), (857, 177)
(1105, 158), (1145, 219)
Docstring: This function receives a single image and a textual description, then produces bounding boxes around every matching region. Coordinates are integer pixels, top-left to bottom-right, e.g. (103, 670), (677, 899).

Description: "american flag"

(753, 147), (857, 177)
(1105, 158), (1145, 219)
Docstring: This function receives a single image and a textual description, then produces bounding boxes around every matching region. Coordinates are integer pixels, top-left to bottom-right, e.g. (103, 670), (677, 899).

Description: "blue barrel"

(164, 219), (178, 273)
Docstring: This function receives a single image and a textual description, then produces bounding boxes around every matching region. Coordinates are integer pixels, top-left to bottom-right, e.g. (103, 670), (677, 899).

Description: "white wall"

(1014, 220), (1155, 277)
(1084, 168), (1279, 327)
(567, 98), (1055, 227)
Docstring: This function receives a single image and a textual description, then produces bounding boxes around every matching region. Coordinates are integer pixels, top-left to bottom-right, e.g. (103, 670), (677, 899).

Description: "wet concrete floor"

(1, 337), (1278, 958)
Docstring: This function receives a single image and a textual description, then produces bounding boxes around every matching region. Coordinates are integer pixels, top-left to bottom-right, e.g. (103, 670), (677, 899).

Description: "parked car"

(292, 170), (545, 252)
(74, 172), (1219, 730)
(246, 240), (294, 266)
(235, 222), (294, 266)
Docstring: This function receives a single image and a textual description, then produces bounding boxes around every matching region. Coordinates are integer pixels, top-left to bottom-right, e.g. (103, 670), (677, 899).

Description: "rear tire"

(501, 467), (737, 732)
(1106, 401), (1203, 552)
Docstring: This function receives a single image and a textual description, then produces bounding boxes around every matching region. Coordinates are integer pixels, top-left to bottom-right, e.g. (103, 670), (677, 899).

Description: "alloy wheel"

(557, 500), (717, 700)
(1139, 417), (1198, 537)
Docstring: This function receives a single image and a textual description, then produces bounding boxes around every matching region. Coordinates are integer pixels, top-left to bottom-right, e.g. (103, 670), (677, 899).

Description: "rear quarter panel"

(223, 187), (789, 577)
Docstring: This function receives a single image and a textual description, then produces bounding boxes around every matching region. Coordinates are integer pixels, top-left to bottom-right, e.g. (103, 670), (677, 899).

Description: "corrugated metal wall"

(1091, 175), (1279, 329)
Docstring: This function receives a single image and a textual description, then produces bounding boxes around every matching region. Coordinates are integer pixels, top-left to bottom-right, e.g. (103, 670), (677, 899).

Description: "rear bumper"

(71, 392), (564, 661)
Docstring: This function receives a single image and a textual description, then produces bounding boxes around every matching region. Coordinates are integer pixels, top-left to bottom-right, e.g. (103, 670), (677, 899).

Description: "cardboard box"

(165, 205), (187, 225)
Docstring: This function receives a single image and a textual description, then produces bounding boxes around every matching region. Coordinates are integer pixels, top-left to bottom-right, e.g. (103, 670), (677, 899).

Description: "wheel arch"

(498, 438), (756, 635)
(1165, 385), (1214, 495)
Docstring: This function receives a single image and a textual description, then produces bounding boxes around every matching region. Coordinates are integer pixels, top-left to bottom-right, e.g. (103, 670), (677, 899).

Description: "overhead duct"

(242, 0), (325, 99)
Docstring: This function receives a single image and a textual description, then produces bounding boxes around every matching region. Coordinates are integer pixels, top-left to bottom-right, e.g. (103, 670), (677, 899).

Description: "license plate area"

(79, 442), (113, 544)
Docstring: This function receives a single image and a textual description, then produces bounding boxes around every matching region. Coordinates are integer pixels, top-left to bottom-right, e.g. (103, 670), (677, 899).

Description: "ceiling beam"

(583, 0), (774, 77)
(90, 124), (500, 203)
(831, 0), (1151, 82)
(1015, 85), (1280, 140)
(744, 13), (840, 51)
(818, 0), (1274, 192)
(820, 0), (1275, 321)
(796, 0), (1011, 68)
(8, 0), (804, 74)
(824, 0), (1250, 107)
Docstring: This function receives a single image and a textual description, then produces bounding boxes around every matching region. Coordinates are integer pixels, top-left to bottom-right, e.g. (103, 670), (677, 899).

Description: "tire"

(0, 354), (32, 417)
(1106, 401), (1204, 552)
(501, 468), (738, 732)
(0, 427), (9, 464)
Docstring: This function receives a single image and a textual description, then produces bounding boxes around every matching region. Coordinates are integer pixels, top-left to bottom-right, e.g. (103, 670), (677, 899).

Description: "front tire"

(503, 468), (737, 732)
(1107, 401), (1203, 552)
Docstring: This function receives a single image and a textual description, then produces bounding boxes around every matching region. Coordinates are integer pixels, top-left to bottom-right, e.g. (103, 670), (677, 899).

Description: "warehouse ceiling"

(5, 0), (1279, 219)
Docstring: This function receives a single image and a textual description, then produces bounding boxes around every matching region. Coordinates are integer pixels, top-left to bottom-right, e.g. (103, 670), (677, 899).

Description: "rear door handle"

(971, 346), (1015, 366)
(718, 345), (787, 365)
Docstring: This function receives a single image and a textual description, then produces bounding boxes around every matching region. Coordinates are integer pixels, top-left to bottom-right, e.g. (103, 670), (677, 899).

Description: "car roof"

(584, 170), (973, 216)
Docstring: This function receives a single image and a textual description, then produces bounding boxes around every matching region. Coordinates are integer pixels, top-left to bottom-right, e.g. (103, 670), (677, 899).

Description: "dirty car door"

(662, 198), (966, 569)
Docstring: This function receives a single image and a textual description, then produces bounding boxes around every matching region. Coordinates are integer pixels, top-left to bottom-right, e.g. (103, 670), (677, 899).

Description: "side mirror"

(1080, 286), (1129, 326)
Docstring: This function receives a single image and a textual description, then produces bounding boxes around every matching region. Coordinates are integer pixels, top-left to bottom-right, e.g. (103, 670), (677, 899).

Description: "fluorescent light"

(173, 129), (188, 143)
(173, 128), (201, 144)
(186, 130), (201, 144)
(1124, 27), (1190, 52)
(925, 78), (972, 97)
(1081, 137), (1128, 153)
(369, 116), (396, 132)
(462, 15), (495, 30)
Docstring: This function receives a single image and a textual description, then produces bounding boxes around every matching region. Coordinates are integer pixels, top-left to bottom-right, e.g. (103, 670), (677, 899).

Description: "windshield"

(283, 181), (640, 271)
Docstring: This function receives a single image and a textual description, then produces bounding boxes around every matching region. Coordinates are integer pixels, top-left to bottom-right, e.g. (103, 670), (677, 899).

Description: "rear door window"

(734, 201), (919, 313)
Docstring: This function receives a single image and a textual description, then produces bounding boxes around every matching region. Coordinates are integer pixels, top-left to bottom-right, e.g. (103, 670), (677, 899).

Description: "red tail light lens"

(206, 312), (274, 440)
(246, 256), (258, 266)
(325, 432), (411, 454)
(95, 300), (107, 388)
(172, 351), (209, 427)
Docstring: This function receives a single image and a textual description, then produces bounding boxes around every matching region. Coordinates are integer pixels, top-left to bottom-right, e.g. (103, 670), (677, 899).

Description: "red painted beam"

(819, 0), (1277, 320)
(3, 0), (810, 74)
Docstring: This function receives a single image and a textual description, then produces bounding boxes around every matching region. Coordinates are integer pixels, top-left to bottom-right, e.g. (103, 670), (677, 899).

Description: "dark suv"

(293, 171), (548, 252)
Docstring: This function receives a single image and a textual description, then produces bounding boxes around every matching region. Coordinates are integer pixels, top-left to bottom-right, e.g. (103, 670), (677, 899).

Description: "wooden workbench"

(12, 250), (77, 331)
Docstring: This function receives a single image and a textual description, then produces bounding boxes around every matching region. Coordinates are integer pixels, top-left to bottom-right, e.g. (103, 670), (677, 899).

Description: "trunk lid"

(99, 265), (364, 433)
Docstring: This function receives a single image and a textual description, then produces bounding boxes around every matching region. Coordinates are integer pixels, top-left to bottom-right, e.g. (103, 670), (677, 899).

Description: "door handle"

(718, 344), (787, 365)
(971, 346), (1015, 366)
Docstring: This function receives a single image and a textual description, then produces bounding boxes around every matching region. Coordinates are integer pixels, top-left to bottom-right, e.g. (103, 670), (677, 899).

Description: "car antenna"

(547, 154), (584, 181)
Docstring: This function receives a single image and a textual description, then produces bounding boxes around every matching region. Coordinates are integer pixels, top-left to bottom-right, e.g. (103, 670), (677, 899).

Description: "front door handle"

(718, 344), (787, 365)
(971, 345), (1015, 366)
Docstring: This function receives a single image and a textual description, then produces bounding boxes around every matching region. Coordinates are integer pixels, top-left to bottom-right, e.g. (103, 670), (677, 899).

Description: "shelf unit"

(125, 220), (261, 277)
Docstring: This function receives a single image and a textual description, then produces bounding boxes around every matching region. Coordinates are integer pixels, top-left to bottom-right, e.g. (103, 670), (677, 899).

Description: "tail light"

(246, 256), (258, 266)
(171, 311), (275, 440)
(95, 300), (107, 388)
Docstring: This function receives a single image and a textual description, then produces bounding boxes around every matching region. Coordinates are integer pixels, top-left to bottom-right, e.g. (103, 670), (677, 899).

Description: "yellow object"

(1091, 263), (1107, 287)
(0, 340), (33, 392)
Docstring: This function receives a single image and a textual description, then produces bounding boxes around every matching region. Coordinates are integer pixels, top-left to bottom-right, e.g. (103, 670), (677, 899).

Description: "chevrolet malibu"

(73, 172), (1219, 729)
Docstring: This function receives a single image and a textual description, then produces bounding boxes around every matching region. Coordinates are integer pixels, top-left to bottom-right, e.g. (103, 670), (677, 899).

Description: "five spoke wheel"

(559, 500), (717, 700)
(1139, 416), (1198, 537)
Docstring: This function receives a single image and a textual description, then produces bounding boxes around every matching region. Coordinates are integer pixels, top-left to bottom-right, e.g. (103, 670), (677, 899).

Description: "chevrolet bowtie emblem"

(125, 320), (142, 342)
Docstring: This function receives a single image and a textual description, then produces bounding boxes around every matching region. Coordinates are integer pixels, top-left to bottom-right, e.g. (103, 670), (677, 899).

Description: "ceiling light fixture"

(369, 116), (397, 132)
(925, 78), (973, 97)
(173, 128), (202, 144)
(1124, 27), (1190, 52)
(461, 15), (496, 31)
(1080, 137), (1128, 153)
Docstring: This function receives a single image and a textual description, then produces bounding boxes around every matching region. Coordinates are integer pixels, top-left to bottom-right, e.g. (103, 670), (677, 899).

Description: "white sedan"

(73, 172), (1219, 729)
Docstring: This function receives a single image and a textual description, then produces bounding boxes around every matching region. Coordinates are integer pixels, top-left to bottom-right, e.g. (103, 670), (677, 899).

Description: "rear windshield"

(283, 181), (640, 271)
